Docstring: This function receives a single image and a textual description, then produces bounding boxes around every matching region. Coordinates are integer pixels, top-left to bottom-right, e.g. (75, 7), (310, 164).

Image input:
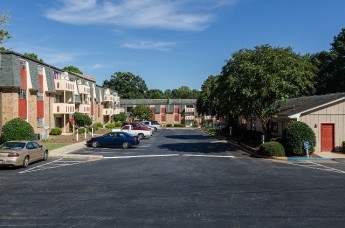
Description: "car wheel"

(138, 134), (144, 140)
(43, 150), (49, 161)
(122, 142), (130, 149)
(22, 156), (29, 168)
(92, 141), (99, 148)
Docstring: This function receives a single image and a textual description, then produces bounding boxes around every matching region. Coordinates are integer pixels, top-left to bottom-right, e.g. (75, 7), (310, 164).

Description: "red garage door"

(321, 124), (334, 152)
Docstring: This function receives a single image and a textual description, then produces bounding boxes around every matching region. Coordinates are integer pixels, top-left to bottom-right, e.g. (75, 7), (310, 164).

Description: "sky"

(1, 0), (345, 91)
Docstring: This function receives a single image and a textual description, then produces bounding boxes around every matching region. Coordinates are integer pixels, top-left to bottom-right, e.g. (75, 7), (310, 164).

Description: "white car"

(142, 120), (161, 131)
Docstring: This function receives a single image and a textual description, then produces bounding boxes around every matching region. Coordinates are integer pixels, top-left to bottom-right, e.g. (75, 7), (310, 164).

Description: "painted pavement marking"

(19, 158), (88, 174)
(103, 154), (235, 159)
(291, 161), (345, 174)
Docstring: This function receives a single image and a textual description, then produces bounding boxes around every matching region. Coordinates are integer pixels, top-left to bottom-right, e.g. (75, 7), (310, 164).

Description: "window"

(37, 118), (44, 127)
(19, 89), (26, 99)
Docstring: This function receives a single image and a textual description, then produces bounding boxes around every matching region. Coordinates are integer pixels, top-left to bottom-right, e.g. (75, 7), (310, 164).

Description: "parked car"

(113, 124), (152, 140)
(120, 122), (153, 138)
(86, 132), (140, 149)
(0, 140), (49, 168)
(142, 120), (161, 131)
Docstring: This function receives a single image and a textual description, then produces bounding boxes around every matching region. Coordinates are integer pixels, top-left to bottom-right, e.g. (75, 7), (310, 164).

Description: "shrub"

(77, 127), (87, 134)
(0, 118), (35, 143)
(342, 141), (345, 153)
(259, 141), (285, 157)
(74, 112), (92, 127)
(96, 122), (103, 128)
(50, 127), (62, 135)
(88, 124), (98, 133)
(166, 124), (172, 127)
(114, 122), (122, 128)
(283, 121), (316, 156)
(105, 123), (116, 129)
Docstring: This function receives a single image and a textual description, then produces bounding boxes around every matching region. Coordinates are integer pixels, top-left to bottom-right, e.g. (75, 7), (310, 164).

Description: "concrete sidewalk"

(48, 140), (103, 161)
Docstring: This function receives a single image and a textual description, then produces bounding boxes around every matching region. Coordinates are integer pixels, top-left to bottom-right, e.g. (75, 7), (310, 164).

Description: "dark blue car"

(86, 132), (140, 149)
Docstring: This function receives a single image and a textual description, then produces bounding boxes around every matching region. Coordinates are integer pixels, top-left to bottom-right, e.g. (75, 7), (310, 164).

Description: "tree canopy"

(63, 66), (83, 74)
(24, 53), (44, 62)
(198, 44), (316, 137)
(0, 10), (11, 47)
(130, 105), (153, 121)
(312, 28), (345, 94)
(103, 72), (148, 99)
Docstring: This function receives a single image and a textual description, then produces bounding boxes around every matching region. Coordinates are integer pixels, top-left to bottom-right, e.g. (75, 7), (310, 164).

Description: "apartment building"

(0, 51), (122, 136)
(120, 99), (199, 126)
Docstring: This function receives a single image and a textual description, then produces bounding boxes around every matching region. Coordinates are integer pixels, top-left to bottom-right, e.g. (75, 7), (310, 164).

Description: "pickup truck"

(112, 124), (152, 140)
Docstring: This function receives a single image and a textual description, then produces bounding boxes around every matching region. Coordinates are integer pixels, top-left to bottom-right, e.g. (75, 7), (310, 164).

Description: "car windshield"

(0, 142), (26, 149)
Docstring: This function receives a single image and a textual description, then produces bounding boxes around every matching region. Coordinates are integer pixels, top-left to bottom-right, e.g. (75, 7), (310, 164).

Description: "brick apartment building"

(0, 51), (122, 137)
(0, 51), (200, 138)
(120, 99), (199, 127)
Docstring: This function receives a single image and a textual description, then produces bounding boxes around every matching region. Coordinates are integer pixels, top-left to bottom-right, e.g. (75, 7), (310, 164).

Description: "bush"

(77, 127), (87, 134)
(166, 124), (172, 127)
(283, 121), (316, 156)
(88, 124), (98, 133)
(114, 122), (122, 128)
(259, 141), (285, 157)
(342, 141), (345, 153)
(105, 123), (116, 129)
(0, 118), (35, 143)
(96, 122), (103, 128)
(50, 127), (62, 135)
(74, 112), (92, 127)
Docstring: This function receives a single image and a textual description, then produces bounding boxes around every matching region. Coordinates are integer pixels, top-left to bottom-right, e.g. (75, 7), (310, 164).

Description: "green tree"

(146, 89), (165, 99)
(112, 113), (126, 122)
(74, 112), (92, 127)
(0, 10), (11, 47)
(0, 118), (35, 143)
(219, 44), (316, 137)
(103, 72), (148, 99)
(24, 53), (44, 62)
(312, 28), (345, 94)
(196, 75), (220, 117)
(130, 105), (153, 121)
(163, 89), (172, 98)
(171, 86), (198, 99)
(63, 66), (83, 74)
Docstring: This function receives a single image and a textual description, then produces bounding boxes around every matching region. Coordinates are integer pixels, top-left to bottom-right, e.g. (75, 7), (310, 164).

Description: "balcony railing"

(53, 103), (75, 114)
(77, 84), (90, 95)
(103, 108), (114, 116)
(55, 79), (75, 92)
(185, 108), (195, 113)
(104, 94), (114, 102)
(185, 116), (195, 120)
(78, 104), (91, 114)
(114, 108), (125, 114)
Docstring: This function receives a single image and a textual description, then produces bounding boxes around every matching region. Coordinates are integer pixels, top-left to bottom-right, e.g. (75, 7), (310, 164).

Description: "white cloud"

(122, 40), (178, 51)
(45, 0), (236, 31)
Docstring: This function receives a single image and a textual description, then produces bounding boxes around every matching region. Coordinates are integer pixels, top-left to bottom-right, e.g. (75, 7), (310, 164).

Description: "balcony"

(103, 108), (114, 116)
(114, 107), (125, 114)
(104, 94), (114, 102)
(185, 115), (195, 120)
(54, 79), (75, 92)
(78, 104), (91, 114)
(77, 84), (90, 95)
(53, 103), (75, 114)
(185, 108), (195, 113)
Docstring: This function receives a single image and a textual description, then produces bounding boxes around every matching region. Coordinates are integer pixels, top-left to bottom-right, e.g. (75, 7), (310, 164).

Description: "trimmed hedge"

(259, 141), (285, 157)
(283, 121), (316, 156)
(50, 127), (62, 135)
(0, 118), (35, 143)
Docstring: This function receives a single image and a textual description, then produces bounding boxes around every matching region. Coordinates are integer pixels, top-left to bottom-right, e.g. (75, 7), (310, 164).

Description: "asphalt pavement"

(49, 133), (345, 161)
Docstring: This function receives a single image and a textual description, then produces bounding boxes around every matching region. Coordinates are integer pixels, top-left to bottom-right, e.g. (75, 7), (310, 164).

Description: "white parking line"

(19, 158), (88, 174)
(103, 154), (236, 159)
(291, 161), (345, 174)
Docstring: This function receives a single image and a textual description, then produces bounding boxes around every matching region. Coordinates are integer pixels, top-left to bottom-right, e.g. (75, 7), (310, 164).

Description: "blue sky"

(2, 0), (345, 91)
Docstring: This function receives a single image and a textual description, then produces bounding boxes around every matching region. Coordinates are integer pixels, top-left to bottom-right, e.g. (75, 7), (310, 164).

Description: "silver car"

(0, 141), (49, 168)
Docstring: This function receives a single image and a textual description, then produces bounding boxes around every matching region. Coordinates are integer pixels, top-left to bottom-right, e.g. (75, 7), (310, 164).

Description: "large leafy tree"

(312, 28), (345, 94)
(171, 86), (200, 99)
(24, 53), (44, 62)
(103, 72), (148, 99)
(0, 10), (11, 48)
(130, 105), (153, 121)
(63, 66), (83, 74)
(146, 89), (165, 99)
(219, 44), (316, 137)
(196, 75), (220, 116)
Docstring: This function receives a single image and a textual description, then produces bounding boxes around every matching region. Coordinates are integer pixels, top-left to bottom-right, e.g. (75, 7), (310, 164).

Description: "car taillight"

(8, 152), (20, 157)
(134, 136), (139, 141)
